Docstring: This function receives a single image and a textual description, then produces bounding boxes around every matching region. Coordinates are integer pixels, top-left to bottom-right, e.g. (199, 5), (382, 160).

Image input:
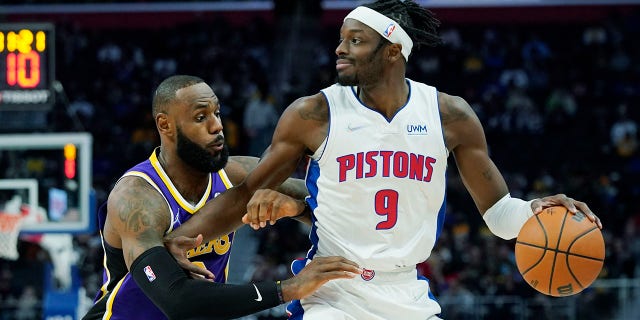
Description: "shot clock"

(0, 23), (55, 110)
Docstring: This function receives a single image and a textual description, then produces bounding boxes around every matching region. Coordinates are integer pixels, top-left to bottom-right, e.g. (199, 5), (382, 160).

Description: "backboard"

(0, 132), (94, 233)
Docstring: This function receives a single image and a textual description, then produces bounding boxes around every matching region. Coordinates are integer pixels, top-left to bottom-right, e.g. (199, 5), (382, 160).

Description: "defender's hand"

(280, 256), (361, 301)
(163, 234), (215, 280)
(242, 189), (305, 230)
(531, 194), (602, 229)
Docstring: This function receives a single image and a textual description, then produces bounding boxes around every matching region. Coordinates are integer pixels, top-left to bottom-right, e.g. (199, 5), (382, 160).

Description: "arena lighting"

(0, 1), (273, 14)
(324, 0), (640, 9)
(0, 1), (635, 14)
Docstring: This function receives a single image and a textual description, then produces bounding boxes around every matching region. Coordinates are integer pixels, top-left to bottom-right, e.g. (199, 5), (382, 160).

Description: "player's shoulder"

(289, 92), (327, 110)
(224, 156), (259, 185)
(437, 91), (471, 111)
(437, 91), (485, 151)
(109, 175), (162, 203)
(283, 92), (328, 122)
(437, 91), (476, 125)
(106, 175), (170, 226)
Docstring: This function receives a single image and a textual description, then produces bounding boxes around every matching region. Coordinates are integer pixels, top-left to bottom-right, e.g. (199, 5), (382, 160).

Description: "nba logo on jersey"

(361, 268), (375, 281)
(144, 265), (156, 282)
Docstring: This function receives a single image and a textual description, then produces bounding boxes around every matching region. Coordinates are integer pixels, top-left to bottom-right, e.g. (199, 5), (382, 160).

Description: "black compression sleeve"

(130, 246), (282, 320)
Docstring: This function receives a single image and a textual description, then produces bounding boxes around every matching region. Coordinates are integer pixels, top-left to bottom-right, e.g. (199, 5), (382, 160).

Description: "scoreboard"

(0, 23), (55, 110)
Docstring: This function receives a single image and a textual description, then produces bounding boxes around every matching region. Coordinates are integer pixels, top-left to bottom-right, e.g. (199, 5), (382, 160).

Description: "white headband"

(344, 6), (414, 61)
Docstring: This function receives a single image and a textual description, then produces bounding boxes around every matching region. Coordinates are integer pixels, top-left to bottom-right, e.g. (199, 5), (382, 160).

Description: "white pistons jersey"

(306, 79), (448, 271)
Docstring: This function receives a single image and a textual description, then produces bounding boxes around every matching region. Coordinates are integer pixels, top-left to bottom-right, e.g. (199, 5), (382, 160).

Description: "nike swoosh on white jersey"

(347, 123), (367, 131)
(252, 284), (263, 302)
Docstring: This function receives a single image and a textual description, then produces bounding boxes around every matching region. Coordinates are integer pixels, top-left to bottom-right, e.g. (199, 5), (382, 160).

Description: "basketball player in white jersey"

(165, 1), (603, 319)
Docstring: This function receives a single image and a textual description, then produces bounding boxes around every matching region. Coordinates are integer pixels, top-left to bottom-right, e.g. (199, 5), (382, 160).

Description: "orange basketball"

(515, 206), (605, 297)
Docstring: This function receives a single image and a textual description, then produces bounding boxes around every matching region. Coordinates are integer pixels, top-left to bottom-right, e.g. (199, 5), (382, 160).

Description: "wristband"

(483, 193), (534, 240)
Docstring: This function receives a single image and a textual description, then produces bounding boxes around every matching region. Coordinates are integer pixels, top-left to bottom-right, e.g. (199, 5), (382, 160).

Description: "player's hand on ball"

(242, 189), (305, 230)
(163, 234), (215, 280)
(280, 256), (361, 301)
(530, 194), (602, 229)
(516, 206), (604, 296)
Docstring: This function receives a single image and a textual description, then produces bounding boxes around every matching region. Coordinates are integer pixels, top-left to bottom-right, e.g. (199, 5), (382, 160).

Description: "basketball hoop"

(0, 212), (24, 260)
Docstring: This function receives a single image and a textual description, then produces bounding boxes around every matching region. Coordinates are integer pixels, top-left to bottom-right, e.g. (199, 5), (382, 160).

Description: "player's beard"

(176, 127), (229, 173)
(337, 41), (387, 87)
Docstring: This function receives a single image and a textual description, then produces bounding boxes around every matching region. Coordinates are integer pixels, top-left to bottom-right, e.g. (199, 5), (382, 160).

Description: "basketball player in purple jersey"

(163, 1), (604, 319)
(82, 75), (360, 320)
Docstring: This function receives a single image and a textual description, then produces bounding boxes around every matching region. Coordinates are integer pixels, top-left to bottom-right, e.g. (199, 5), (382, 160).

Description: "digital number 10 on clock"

(1, 30), (46, 88)
(0, 23), (54, 108)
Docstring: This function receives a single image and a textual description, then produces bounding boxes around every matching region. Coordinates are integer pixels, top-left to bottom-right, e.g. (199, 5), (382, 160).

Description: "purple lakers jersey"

(87, 149), (234, 320)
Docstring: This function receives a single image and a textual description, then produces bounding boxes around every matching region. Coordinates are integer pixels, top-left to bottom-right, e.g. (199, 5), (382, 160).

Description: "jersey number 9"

(375, 189), (398, 230)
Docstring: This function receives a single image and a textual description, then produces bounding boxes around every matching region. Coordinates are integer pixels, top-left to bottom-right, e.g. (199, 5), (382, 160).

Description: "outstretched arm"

(166, 95), (324, 243)
(226, 156), (310, 202)
(440, 93), (601, 240)
(223, 156), (312, 228)
(105, 176), (359, 320)
(439, 93), (510, 214)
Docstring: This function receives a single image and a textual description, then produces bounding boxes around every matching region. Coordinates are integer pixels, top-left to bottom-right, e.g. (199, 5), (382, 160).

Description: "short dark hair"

(363, 0), (442, 51)
(152, 75), (205, 116)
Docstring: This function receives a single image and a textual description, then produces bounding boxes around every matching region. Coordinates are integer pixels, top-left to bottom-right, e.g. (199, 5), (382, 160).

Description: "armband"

(482, 193), (535, 240)
(130, 246), (282, 319)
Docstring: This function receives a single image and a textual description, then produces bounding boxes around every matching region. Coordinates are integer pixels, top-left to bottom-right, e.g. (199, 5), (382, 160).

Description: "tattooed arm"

(102, 176), (358, 320)
(103, 176), (170, 269)
(438, 92), (510, 214)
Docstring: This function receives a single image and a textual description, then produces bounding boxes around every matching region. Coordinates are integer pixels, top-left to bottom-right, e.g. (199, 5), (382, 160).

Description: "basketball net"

(0, 212), (24, 260)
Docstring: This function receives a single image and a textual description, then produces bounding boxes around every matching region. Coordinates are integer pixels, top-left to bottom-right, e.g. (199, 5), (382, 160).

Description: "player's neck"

(357, 78), (409, 120)
(157, 148), (210, 203)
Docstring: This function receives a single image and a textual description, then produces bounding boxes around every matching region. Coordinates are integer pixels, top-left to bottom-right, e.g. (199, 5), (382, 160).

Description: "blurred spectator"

(545, 87), (578, 121)
(521, 33), (551, 64)
(499, 66), (529, 90)
(439, 276), (475, 319)
(440, 27), (462, 49)
(67, 94), (96, 123)
(582, 25), (608, 46)
(610, 104), (638, 158)
(505, 86), (543, 134)
(609, 43), (631, 73)
(96, 41), (122, 64)
(243, 89), (279, 157)
(14, 286), (39, 320)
